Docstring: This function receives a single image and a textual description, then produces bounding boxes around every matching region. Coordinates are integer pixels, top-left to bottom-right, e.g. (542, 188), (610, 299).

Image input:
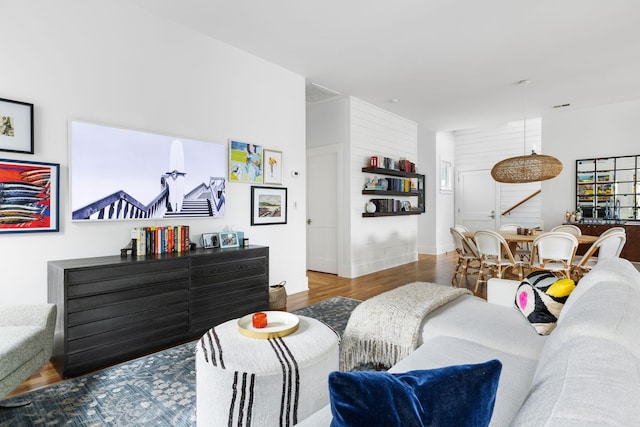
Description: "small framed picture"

(201, 233), (219, 249)
(219, 231), (239, 248)
(0, 97), (34, 154)
(263, 149), (283, 185)
(251, 186), (288, 226)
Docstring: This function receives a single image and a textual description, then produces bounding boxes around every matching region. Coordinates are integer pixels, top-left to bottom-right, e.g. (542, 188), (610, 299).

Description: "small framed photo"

(219, 231), (239, 248)
(251, 186), (287, 226)
(0, 97), (34, 154)
(201, 233), (219, 249)
(0, 158), (60, 233)
(263, 149), (283, 185)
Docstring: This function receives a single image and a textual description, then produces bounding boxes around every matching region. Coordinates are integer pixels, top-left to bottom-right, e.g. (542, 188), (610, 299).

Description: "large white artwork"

(70, 121), (226, 221)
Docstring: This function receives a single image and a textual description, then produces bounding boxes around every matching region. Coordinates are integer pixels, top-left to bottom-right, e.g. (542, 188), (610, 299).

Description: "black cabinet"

(48, 246), (269, 377)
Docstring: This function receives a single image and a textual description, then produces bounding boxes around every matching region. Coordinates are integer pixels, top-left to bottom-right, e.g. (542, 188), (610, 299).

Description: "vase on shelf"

(366, 202), (376, 213)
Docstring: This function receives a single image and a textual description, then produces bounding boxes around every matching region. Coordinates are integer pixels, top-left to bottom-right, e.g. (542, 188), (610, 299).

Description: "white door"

(456, 169), (498, 231)
(306, 147), (338, 273)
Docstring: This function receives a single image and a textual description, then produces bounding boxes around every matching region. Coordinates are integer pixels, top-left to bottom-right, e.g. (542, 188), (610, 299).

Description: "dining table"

(463, 230), (599, 255)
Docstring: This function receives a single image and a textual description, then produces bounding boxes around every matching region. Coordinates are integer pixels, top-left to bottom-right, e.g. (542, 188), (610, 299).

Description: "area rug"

(0, 296), (360, 427)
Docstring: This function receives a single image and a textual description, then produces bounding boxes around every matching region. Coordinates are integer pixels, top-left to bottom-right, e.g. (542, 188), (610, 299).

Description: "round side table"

(196, 315), (339, 426)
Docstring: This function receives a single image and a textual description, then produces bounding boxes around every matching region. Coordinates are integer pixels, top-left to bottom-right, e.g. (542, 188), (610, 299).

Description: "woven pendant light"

(491, 80), (563, 183)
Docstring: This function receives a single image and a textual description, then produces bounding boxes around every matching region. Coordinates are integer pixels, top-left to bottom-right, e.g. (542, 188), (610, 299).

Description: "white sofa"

(299, 257), (640, 426)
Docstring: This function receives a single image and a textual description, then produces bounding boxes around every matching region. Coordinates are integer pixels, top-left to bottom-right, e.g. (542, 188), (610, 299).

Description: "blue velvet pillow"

(328, 359), (502, 427)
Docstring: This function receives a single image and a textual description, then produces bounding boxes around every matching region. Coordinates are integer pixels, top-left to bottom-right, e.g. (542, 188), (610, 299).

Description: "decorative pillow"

(515, 271), (576, 335)
(328, 359), (502, 427)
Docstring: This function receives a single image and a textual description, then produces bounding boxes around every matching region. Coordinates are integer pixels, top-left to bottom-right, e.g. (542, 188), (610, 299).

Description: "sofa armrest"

(486, 278), (520, 308)
(0, 304), (56, 329)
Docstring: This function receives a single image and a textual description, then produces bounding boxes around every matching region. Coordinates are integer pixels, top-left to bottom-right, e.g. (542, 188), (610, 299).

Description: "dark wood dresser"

(48, 246), (269, 377)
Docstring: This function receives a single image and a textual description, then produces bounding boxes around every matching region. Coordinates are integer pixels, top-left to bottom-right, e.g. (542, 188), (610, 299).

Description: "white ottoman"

(196, 315), (339, 426)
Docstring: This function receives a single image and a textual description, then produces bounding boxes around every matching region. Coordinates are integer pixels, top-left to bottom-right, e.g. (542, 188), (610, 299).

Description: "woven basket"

(269, 281), (287, 310)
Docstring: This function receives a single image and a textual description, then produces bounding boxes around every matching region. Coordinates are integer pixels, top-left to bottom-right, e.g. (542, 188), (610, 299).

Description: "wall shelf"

(361, 166), (425, 217)
(362, 211), (422, 217)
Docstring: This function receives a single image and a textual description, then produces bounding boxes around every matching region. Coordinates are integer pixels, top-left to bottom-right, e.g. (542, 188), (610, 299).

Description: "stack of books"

(130, 225), (190, 256)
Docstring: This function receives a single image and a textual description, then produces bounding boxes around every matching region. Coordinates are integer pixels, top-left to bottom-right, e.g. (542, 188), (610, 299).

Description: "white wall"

(454, 119), (543, 229)
(417, 126), (437, 254)
(0, 1), (308, 303)
(349, 98), (418, 277)
(542, 99), (640, 229)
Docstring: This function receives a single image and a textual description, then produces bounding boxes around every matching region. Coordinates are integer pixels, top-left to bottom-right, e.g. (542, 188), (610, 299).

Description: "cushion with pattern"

(515, 270), (576, 335)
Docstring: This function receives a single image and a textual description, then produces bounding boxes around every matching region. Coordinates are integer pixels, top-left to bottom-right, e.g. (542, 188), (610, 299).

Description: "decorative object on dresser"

(201, 232), (219, 249)
(47, 246), (269, 377)
(218, 231), (239, 248)
(0, 97), (34, 154)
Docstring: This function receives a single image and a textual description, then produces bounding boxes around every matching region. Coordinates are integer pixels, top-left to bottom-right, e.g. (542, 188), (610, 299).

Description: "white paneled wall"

(455, 119), (543, 228)
(348, 98), (418, 277)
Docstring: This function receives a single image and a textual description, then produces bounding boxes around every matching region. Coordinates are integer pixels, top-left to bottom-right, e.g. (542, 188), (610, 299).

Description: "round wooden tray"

(237, 311), (299, 339)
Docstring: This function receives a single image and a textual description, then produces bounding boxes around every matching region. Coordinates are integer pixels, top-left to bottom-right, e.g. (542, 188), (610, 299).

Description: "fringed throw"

(341, 282), (471, 371)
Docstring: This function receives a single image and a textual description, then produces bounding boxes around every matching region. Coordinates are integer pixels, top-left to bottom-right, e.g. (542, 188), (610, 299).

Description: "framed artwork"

(219, 231), (239, 248)
(0, 158), (59, 233)
(201, 233), (219, 249)
(440, 160), (453, 193)
(229, 139), (263, 184)
(263, 149), (283, 185)
(251, 186), (288, 225)
(70, 121), (226, 221)
(0, 97), (34, 154)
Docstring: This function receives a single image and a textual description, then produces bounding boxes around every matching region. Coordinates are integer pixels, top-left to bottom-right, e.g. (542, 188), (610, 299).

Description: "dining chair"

(450, 227), (481, 287)
(453, 224), (471, 233)
(550, 224), (582, 236)
(499, 223), (530, 261)
(600, 227), (625, 237)
(530, 232), (579, 278)
(571, 231), (626, 280)
(473, 230), (524, 293)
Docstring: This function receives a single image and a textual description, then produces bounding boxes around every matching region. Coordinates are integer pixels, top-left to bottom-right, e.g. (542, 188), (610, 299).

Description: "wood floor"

(7, 251), (485, 399)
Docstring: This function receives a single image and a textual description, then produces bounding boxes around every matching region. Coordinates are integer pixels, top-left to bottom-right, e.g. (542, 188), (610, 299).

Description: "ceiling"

(131, 0), (640, 131)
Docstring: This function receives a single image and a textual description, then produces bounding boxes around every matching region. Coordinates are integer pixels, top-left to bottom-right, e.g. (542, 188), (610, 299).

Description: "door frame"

(306, 144), (346, 276)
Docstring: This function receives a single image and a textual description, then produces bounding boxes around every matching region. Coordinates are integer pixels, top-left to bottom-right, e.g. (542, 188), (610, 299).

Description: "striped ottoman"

(196, 315), (339, 426)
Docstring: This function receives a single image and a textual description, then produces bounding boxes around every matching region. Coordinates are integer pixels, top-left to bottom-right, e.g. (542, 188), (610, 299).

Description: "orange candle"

(252, 312), (267, 328)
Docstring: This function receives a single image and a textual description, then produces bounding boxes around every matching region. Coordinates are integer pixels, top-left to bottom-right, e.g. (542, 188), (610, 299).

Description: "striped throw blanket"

(341, 282), (471, 371)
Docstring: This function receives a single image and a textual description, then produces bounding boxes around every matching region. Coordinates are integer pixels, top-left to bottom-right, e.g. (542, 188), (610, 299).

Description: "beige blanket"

(341, 282), (471, 371)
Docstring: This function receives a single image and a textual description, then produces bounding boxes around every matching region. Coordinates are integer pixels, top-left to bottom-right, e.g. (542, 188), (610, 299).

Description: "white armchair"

(0, 304), (56, 403)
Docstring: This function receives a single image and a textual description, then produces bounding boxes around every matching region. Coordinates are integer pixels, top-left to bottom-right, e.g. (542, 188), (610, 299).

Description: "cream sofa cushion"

(512, 336), (640, 427)
(419, 294), (546, 359)
(390, 336), (538, 427)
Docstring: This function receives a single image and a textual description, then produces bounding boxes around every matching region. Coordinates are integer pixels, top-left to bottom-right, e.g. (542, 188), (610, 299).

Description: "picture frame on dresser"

(0, 158), (60, 233)
(0, 97), (34, 154)
(219, 231), (239, 248)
